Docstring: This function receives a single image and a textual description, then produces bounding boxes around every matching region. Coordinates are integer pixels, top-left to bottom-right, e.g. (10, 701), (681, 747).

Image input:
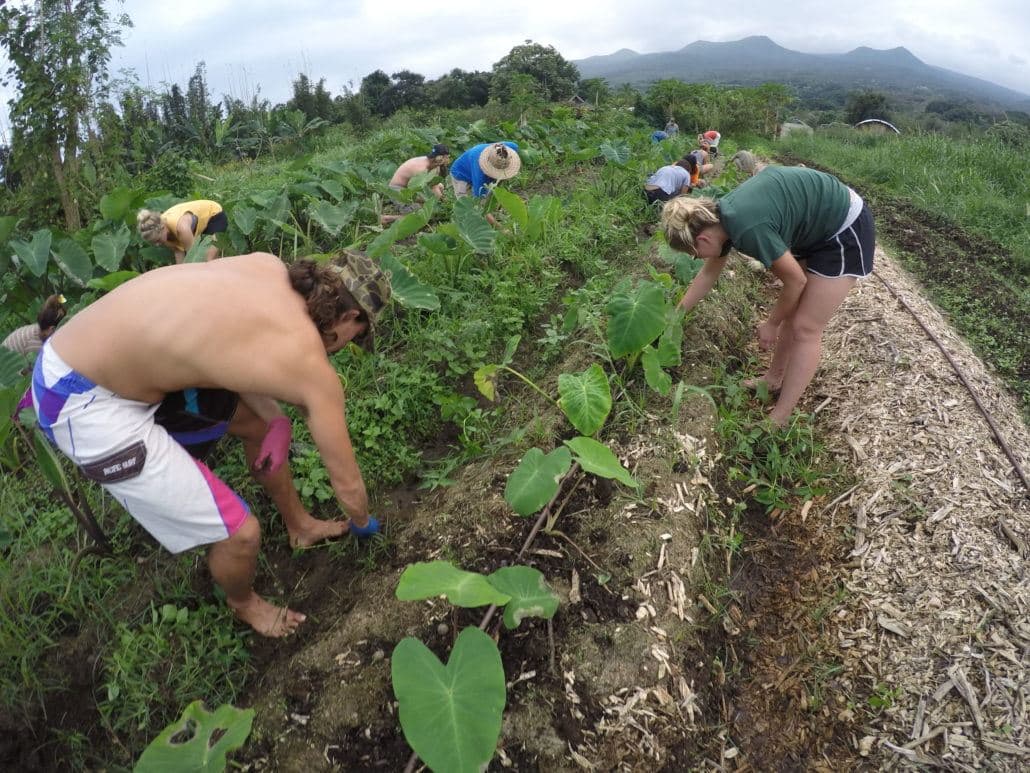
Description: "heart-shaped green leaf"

(642, 345), (673, 396)
(88, 270), (139, 292)
(606, 281), (668, 358)
(392, 628), (506, 773)
(396, 561), (510, 607)
(487, 566), (560, 630)
(557, 364), (611, 436)
(53, 239), (94, 286)
(11, 229), (52, 277)
(525, 195), (561, 239)
(418, 232), (460, 257)
(379, 253), (440, 311)
(657, 311), (684, 367)
(307, 200), (358, 236)
(563, 436), (638, 488)
(490, 186), (528, 230)
(91, 226), (132, 272)
(134, 701), (255, 773)
(452, 197), (495, 255)
(0, 349), (28, 388)
(232, 205), (259, 236)
(99, 187), (137, 223)
(599, 140), (631, 165)
(34, 430), (72, 497)
(183, 235), (214, 264)
(504, 447), (572, 516)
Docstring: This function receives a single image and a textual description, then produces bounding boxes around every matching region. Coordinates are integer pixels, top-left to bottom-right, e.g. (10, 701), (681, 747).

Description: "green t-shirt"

(719, 167), (851, 267)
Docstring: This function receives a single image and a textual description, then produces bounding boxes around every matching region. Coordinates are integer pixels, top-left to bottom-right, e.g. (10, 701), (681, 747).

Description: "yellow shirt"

(161, 200), (223, 250)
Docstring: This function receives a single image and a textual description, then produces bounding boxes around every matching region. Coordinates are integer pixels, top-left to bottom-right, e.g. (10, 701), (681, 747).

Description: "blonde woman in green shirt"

(662, 166), (875, 426)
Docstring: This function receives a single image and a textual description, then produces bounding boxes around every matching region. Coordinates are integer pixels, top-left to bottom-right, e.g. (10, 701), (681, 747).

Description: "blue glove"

(350, 517), (380, 539)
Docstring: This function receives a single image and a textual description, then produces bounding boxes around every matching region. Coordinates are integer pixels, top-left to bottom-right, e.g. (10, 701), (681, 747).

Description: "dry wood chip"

(998, 518), (1028, 557)
(569, 569), (581, 605)
(948, 665), (985, 734)
(982, 739), (1030, 756)
(876, 615), (912, 638)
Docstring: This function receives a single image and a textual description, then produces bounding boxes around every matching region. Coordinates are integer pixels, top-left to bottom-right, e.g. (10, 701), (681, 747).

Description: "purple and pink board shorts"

(31, 343), (249, 553)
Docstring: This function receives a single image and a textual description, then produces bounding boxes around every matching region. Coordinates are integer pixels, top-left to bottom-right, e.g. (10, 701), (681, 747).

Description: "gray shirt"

(645, 165), (690, 195)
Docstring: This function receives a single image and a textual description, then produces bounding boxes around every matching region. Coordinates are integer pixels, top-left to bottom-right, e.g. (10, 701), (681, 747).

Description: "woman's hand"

(757, 319), (778, 350)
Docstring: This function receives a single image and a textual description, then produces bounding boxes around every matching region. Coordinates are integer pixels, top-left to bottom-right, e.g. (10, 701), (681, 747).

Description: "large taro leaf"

(99, 187), (137, 223)
(0, 349), (27, 388)
(504, 446), (572, 516)
(526, 195), (561, 240)
(33, 429), (72, 498)
(658, 238), (703, 285)
(88, 270), (139, 293)
(657, 311), (684, 367)
(599, 140), (631, 165)
(418, 232), (460, 257)
(452, 197), (495, 255)
(642, 345), (673, 396)
(557, 364), (611, 436)
(563, 436), (638, 489)
(307, 199), (358, 236)
(606, 281), (668, 358)
(486, 566), (559, 630)
(91, 226), (132, 272)
(396, 561), (511, 607)
(133, 700), (255, 773)
(232, 205), (259, 236)
(53, 238), (93, 286)
(184, 235), (215, 264)
(11, 229), (52, 277)
(490, 186), (528, 231)
(367, 201), (434, 259)
(392, 628), (506, 773)
(379, 253), (440, 311)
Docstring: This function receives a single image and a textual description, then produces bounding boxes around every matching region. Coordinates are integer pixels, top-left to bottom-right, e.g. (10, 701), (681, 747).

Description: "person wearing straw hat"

(31, 251), (391, 637)
(137, 200), (228, 263)
(449, 141), (521, 227)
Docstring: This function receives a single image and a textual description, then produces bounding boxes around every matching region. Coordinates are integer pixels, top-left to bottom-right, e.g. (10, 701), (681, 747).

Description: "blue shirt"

(651, 130), (669, 143)
(450, 141), (519, 198)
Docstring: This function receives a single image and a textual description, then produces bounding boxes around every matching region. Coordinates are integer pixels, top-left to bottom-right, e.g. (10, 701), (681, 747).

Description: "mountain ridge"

(574, 38), (1030, 110)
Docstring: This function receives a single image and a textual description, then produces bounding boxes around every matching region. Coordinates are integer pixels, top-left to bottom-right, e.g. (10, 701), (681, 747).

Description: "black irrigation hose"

(873, 270), (1029, 495)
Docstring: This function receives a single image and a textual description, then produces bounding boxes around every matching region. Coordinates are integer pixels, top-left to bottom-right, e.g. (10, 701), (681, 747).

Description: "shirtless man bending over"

(381, 144), (450, 225)
(32, 253), (389, 637)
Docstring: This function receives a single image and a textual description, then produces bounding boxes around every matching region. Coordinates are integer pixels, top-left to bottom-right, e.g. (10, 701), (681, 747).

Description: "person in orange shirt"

(137, 200), (227, 262)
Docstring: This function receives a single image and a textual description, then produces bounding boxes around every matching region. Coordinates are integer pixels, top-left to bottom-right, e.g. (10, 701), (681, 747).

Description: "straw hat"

(478, 143), (521, 180)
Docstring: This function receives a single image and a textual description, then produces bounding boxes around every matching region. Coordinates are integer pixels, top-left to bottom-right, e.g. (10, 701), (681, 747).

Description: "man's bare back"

(52, 254), (325, 407)
(388, 156), (435, 189)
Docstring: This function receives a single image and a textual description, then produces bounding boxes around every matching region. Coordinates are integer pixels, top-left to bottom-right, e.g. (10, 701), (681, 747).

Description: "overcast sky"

(1, 0), (1028, 136)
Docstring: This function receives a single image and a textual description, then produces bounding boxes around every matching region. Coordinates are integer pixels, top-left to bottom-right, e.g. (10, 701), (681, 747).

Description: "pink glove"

(253, 416), (291, 474)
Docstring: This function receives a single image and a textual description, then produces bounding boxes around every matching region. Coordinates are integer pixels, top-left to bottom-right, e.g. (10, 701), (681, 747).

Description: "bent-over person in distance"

(2, 294), (67, 357)
(137, 199), (228, 263)
(381, 144), (451, 225)
(661, 166), (875, 426)
(32, 253), (390, 637)
(449, 141), (521, 228)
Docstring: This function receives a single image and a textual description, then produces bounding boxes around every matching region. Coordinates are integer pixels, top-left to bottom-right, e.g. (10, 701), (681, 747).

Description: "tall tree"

(0, 0), (130, 230)
(490, 41), (579, 103)
(846, 90), (891, 124)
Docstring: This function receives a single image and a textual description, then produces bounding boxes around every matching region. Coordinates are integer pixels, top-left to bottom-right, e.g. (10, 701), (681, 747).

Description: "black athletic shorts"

(201, 210), (228, 235)
(644, 187), (675, 206)
(154, 388), (239, 460)
(798, 204), (875, 278)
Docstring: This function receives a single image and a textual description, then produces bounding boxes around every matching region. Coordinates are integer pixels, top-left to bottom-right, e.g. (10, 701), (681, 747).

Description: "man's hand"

(349, 517), (380, 539)
(253, 416), (291, 474)
(757, 319), (779, 351)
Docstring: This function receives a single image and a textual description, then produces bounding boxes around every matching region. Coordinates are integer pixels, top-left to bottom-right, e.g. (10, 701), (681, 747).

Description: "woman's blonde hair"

(136, 209), (165, 245)
(660, 196), (721, 253)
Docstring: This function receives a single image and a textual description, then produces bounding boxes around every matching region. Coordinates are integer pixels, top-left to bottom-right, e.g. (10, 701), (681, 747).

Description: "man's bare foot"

(229, 593), (306, 637)
(288, 517), (348, 549)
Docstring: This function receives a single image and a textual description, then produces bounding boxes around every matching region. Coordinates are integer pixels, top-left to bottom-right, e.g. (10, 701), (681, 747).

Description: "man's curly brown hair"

(287, 260), (365, 334)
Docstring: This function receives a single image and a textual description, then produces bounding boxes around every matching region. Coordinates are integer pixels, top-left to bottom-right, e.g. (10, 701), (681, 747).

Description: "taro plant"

(391, 560), (559, 772)
(133, 700), (254, 773)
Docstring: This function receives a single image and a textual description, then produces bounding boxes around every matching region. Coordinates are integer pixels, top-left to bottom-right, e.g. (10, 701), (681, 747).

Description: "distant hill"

(574, 37), (1030, 112)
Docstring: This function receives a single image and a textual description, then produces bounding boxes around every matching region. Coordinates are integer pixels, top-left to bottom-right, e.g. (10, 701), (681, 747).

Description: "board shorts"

(450, 176), (471, 197)
(386, 183), (418, 214)
(798, 202), (875, 279)
(643, 186), (675, 206)
(31, 343), (250, 554)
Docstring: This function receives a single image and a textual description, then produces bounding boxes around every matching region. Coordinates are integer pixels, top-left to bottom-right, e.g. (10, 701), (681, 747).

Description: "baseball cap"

(330, 250), (391, 352)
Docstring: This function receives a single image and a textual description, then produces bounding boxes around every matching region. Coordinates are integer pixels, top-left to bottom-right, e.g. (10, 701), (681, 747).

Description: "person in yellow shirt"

(137, 200), (227, 262)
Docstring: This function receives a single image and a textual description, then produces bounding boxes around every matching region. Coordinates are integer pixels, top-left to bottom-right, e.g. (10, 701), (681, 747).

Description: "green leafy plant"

(134, 700), (254, 773)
